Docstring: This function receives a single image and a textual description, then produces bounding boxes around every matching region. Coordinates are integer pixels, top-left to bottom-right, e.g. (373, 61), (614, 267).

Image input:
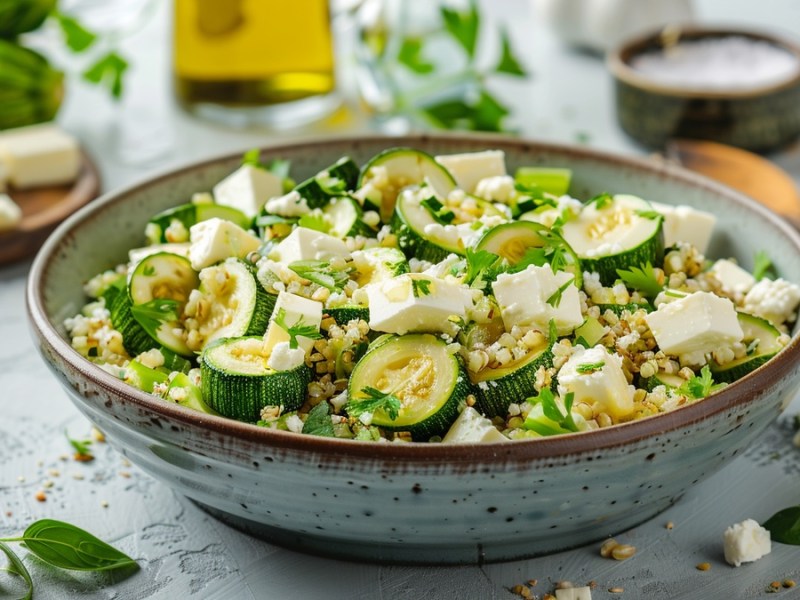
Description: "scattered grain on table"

(696, 562), (711, 571)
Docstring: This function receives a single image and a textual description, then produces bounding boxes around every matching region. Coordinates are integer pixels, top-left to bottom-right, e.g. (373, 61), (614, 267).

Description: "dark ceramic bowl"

(608, 26), (800, 152)
(26, 134), (800, 564)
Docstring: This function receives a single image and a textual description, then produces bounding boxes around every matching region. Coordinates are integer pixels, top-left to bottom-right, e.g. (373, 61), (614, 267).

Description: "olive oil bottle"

(173, 0), (337, 125)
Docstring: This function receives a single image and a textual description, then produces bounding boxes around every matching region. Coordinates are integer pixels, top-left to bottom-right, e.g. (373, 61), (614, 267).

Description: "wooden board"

(0, 151), (101, 265)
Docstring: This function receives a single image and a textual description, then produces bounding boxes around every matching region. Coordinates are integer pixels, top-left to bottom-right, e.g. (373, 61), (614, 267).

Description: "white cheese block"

(0, 123), (80, 188)
(442, 407), (507, 443)
(269, 226), (350, 264)
(365, 274), (473, 335)
(266, 341), (306, 371)
(723, 519), (771, 567)
(435, 150), (506, 193)
(743, 277), (800, 326)
(262, 291), (323, 355)
(557, 345), (635, 419)
(492, 263), (583, 335)
(188, 217), (261, 270)
(710, 259), (755, 295)
(0, 193), (22, 231)
(213, 164), (283, 217)
(645, 291), (743, 363)
(650, 201), (716, 254)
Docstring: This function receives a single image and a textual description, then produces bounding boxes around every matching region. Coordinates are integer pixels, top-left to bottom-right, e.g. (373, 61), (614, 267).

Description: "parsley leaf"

(53, 12), (97, 52)
(546, 277), (575, 308)
(463, 247), (506, 290)
(753, 250), (776, 281)
(527, 389), (580, 434)
(65, 430), (92, 457)
(420, 197), (456, 224)
(398, 36), (435, 74)
(440, 0), (480, 59)
(288, 260), (350, 291)
(82, 51), (128, 99)
(411, 278), (432, 297)
(302, 402), (335, 437)
(346, 386), (402, 421)
(494, 27), (527, 76)
(273, 308), (323, 350)
(548, 319), (558, 344)
(616, 261), (663, 300)
(130, 299), (181, 339)
(576, 361), (605, 374)
(422, 89), (512, 133)
(677, 365), (724, 399)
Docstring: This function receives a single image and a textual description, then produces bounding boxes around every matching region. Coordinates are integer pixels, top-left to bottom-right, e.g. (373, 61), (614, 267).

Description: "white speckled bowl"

(27, 134), (800, 564)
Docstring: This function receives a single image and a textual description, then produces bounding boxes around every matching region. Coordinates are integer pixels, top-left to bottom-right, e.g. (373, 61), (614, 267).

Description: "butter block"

(0, 193), (22, 231)
(0, 123), (81, 188)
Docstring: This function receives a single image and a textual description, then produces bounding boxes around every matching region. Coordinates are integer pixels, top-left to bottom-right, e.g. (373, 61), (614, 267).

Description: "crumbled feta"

(284, 414), (305, 434)
(267, 341), (306, 371)
(423, 222), (462, 247)
(474, 175), (515, 203)
(743, 278), (800, 326)
(264, 190), (310, 217)
(188, 218), (261, 270)
(584, 241), (623, 258)
(723, 519), (771, 567)
(710, 259), (756, 295)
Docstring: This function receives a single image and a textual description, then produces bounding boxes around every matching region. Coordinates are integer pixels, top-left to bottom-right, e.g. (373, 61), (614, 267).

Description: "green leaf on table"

(20, 519), (137, 571)
(398, 37), (435, 74)
(494, 27), (526, 76)
(0, 540), (33, 600)
(302, 402), (335, 437)
(53, 12), (97, 52)
(82, 51), (128, 99)
(64, 430), (92, 457)
(440, 0), (480, 60)
(764, 505), (800, 545)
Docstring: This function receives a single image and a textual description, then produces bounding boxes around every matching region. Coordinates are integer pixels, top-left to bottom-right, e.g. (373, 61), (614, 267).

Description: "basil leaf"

(440, 0), (480, 59)
(0, 541), (33, 600)
(21, 519), (137, 572)
(53, 12), (97, 53)
(764, 506), (800, 545)
(82, 51), (128, 99)
(495, 27), (526, 76)
(398, 36), (435, 74)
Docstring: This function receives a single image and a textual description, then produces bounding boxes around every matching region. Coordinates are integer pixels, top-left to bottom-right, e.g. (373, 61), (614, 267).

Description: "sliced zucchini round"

(560, 194), (664, 285)
(128, 252), (198, 356)
(148, 202), (251, 243)
(470, 343), (553, 417)
(346, 333), (470, 440)
(186, 258), (276, 352)
(711, 312), (786, 382)
(104, 284), (156, 357)
(323, 196), (377, 238)
(475, 221), (582, 287)
(358, 147), (457, 220)
(201, 336), (311, 421)
(391, 189), (464, 263)
(293, 156), (361, 209)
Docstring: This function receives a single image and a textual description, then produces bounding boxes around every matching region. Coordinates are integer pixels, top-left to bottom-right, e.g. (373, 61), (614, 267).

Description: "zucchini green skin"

(470, 345), (553, 417)
(347, 334), (469, 440)
(581, 231), (665, 287)
(104, 285), (156, 357)
(324, 196), (377, 238)
(710, 312), (784, 383)
(148, 202), (251, 243)
(201, 337), (312, 422)
(326, 305), (370, 326)
(391, 196), (461, 264)
(294, 157), (361, 209)
(514, 167), (572, 196)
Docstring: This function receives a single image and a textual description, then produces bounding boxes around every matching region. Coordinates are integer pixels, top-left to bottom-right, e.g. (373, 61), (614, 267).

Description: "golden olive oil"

(174, 0), (335, 108)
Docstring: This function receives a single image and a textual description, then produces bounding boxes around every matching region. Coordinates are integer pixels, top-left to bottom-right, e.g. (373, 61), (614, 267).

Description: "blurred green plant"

(358, 0), (529, 132)
(0, 0), (128, 130)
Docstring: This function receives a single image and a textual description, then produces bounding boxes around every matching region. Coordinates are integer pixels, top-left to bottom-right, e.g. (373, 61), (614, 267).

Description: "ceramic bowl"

(608, 26), (800, 152)
(27, 134), (800, 564)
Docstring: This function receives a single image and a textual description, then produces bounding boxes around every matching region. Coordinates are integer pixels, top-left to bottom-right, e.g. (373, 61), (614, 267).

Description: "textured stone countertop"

(3, 1), (800, 598)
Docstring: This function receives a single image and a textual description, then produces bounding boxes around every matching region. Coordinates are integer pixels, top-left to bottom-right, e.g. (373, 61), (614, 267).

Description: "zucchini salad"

(65, 147), (800, 443)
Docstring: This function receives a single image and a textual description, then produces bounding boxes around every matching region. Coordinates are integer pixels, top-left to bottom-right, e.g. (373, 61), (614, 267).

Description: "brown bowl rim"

(26, 132), (800, 463)
(607, 24), (800, 99)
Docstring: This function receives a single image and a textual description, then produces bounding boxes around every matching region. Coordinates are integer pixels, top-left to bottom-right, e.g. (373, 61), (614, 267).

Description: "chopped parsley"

(411, 278), (432, 297)
(288, 259), (351, 291)
(635, 209), (662, 220)
(587, 192), (613, 210)
(273, 308), (323, 350)
(576, 361), (605, 374)
(420, 196), (456, 224)
(546, 276), (575, 308)
(129, 299), (181, 340)
(616, 261), (663, 300)
(526, 389), (580, 434)
(346, 387), (402, 421)
(463, 247), (506, 290)
(677, 365), (725, 400)
(302, 402), (335, 437)
(753, 250), (776, 281)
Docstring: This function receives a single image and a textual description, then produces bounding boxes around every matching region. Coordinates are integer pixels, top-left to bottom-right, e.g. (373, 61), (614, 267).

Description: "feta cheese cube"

(0, 193), (22, 231)
(0, 123), (80, 188)
(213, 164), (283, 217)
(365, 274), (473, 335)
(723, 519), (771, 567)
(557, 345), (635, 419)
(264, 190), (310, 217)
(492, 264), (583, 335)
(650, 201), (716, 254)
(269, 226), (350, 264)
(435, 150), (506, 193)
(555, 587), (593, 600)
(743, 277), (800, 326)
(473, 175), (516, 203)
(710, 259), (756, 295)
(188, 218), (261, 270)
(267, 341), (306, 371)
(262, 291), (323, 355)
(645, 291), (743, 363)
(442, 407), (507, 443)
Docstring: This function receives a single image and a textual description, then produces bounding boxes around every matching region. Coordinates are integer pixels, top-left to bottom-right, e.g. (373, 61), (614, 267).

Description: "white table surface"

(3, 1), (800, 598)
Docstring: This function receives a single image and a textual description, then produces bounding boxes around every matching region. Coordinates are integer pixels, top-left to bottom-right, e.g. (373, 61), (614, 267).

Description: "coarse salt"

(630, 36), (800, 91)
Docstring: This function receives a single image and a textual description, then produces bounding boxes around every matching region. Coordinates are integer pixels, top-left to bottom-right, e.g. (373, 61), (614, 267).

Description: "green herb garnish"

(302, 402), (336, 437)
(274, 308), (323, 350)
(635, 209), (662, 220)
(65, 430), (92, 457)
(411, 278), (432, 297)
(546, 277), (575, 308)
(527, 389), (580, 434)
(616, 261), (663, 300)
(576, 361), (605, 374)
(297, 211), (330, 233)
(753, 250), (776, 281)
(764, 506), (800, 545)
(463, 247), (506, 290)
(677, 365), (724, 400)
(587, 192), (613, 210)
(346, 386), (402, 421)
(129, 299), (181, 340)
(288, 260), (351, 292)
